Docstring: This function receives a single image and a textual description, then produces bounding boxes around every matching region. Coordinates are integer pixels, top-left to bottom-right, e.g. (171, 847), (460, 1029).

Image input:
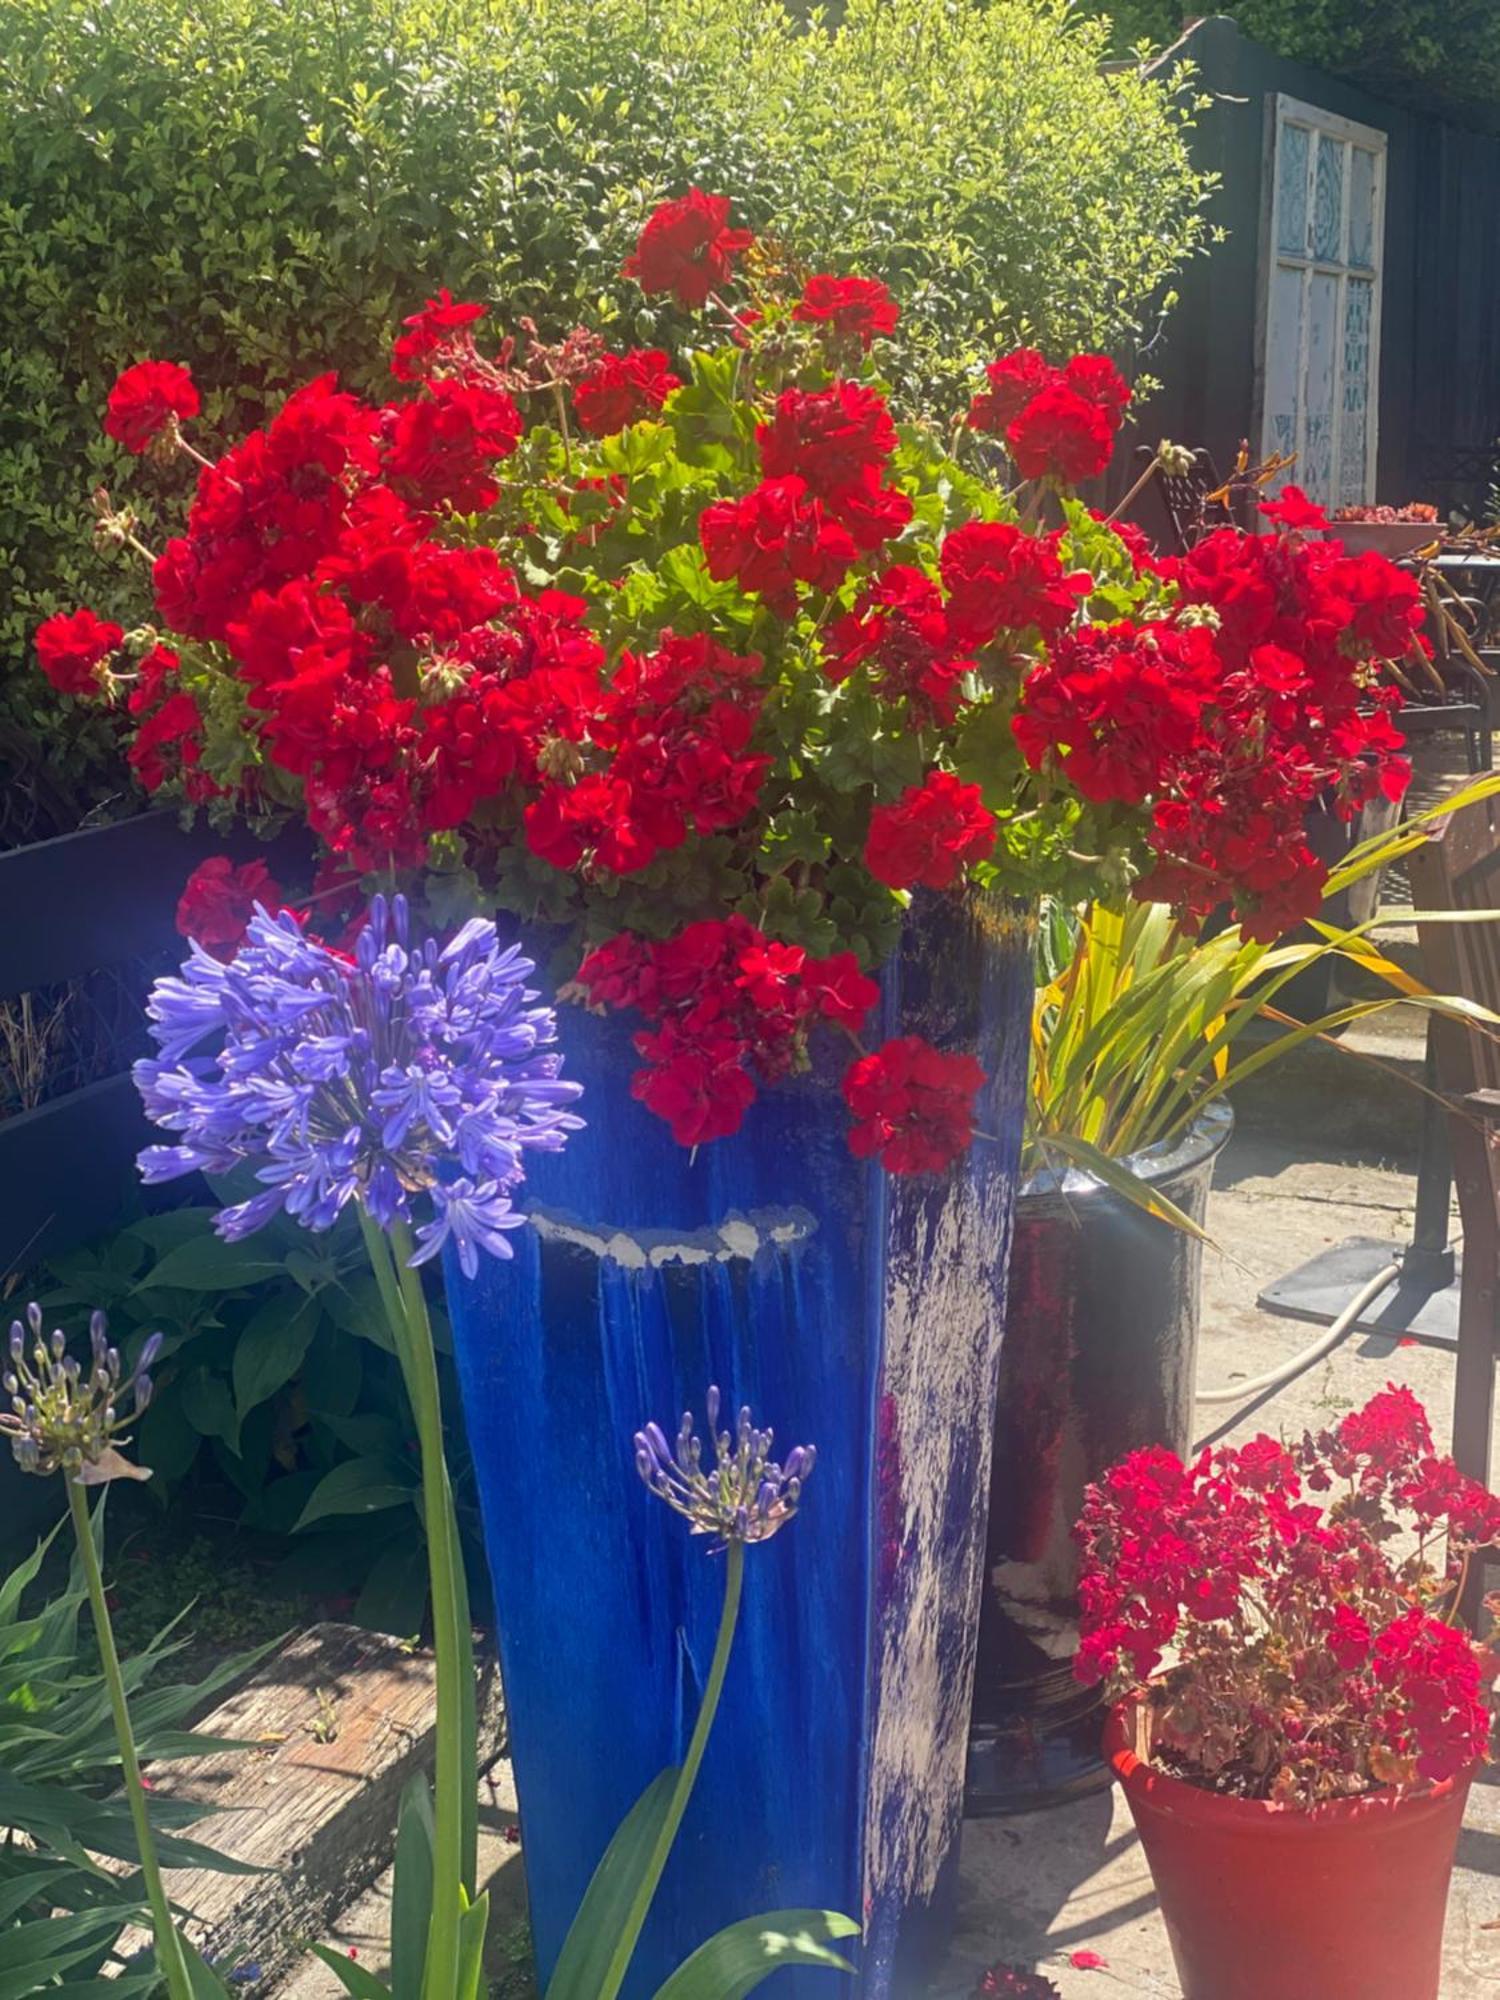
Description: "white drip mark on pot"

(526, 1203), (818, 1270)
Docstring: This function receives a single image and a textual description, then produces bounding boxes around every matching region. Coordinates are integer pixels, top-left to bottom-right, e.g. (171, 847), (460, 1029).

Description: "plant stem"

(359, 1211), (477, 2000)
(596, 1539), (746, 2000)
(65, 1476), (195, 2000)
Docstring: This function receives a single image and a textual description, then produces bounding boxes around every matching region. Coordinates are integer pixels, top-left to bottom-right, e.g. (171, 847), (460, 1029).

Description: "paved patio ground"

(284, 1127), (1500, 1998)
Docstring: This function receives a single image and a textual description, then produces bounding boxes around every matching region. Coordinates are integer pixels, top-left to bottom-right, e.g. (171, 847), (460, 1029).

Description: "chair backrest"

(1140, 446), (1236, 555)
(1409, 784), (1500, 1100)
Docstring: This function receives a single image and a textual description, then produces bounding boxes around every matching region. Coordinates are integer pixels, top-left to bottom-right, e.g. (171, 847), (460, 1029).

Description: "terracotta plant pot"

(1105, 1703), (1474, 2000)
(1325, 519), (1438, 560)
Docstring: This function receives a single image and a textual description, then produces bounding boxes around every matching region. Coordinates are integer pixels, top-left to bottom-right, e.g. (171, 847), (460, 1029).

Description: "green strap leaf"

(545, 1768), (677, 2000)
(456, 1886), (491, 2000)
(652, 1910), (860, 1999)
(1034, 1133), (1211, 1240)
(391, 1773), (436, 2000)
(0, 1904), (131, 1989)
(182, 1931), (236, 1997)
(309, 1943), (394, 1999)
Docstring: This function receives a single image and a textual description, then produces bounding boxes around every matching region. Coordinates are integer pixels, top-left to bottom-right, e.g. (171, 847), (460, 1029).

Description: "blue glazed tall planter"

(444, 890), (1033, 1998)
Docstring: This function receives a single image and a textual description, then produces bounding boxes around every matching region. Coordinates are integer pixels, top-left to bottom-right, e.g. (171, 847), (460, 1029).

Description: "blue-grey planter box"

(445, 890), (1033, 1997)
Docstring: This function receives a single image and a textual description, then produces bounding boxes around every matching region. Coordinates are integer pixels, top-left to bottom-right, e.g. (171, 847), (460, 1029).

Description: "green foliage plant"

(0, 0), (1211, 818)
(1025, 774), (1500, 1223)
(39, 1198), (473, 1637)
(0, 1327), (268, 1995)
(1092, 0), (1500, 125)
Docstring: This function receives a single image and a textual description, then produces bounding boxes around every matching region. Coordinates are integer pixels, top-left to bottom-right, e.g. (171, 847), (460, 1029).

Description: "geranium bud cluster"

(1, 1305), (162, 1482)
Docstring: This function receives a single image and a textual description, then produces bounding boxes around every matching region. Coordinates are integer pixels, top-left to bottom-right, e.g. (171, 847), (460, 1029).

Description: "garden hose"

(1195, 1259), (1403, 1406)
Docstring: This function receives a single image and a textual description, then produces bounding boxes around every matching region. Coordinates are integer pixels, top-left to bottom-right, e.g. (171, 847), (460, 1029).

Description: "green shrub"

(39, 1199), (477, 1636)
(1094, 1), (1500, 122)
(0, 0), (1210, 824)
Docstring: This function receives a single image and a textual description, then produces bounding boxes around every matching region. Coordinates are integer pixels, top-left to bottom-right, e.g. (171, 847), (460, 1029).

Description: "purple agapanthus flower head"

(635, 1387), (815, 1548)
(134, 895), (583, 1276)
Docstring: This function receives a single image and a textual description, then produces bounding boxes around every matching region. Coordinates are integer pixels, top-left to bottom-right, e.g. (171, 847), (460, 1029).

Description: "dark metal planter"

(965, 1102), (1233, 1815)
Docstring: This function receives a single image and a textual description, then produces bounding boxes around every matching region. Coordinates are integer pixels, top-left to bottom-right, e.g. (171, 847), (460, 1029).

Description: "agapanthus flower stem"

(596, 1537), (746, 2000)
(65, 1475), (195, 2000)
(358, 1210), (478, 2000)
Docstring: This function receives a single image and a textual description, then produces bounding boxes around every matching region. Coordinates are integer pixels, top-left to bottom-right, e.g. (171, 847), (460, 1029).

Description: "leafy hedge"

(0, 0), (1210, 823)
(1097, 1), (1500, 122)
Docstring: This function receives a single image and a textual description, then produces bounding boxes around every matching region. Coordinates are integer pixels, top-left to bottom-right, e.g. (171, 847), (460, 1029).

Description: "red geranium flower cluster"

(701, 379), (912, 615)
(1075, 1391), (1500, 1806)
(572, 348), (682, 437)
(865, 769), (995, 889)
(578, 916), (881, 1146)
(623, 187), (754, 309)
(175, 855), (288, 961)
(1028, 505), (1419, 939)
(125, 642), (219, 802)
(967, 349), (1131, 484)
(939, 521), (1090, 648)
(104, 359), (200, 456)
(524, 632), (771, 876)
(823, 565), (975, 726)
(843, 1035), (987, 1174)
(34, 607), (123, 696)
(51, 194), (1422, 1171)
(792, 274), (900, 350)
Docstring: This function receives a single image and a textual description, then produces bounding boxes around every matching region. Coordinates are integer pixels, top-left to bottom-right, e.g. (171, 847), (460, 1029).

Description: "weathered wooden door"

(1258, 94), (1387, 508)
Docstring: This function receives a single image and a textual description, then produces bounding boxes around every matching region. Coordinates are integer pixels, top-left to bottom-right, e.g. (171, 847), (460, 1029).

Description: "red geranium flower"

(940, 521), (1088, 646)
(1260, 483), (1329, 532)
(965, 349), (1057, 436)
(793, 274), (900, 349)
(175, 856), (287, 961)
(34, 607), (124, 695)
(390, 290), (489, 382)
(757, 381), (898, 500)
(700, 476), (858, 617)
(385, 379), (524, 515)
(632, 1031), (759, 1147)
(826, 565), (974, 726)
(623, 189), (754, 309)
(104, 360), (200, 455)
(1062, 354), (1132, 427)
(843, 1035), (987, 1174)
(865, 769), (995, 889)
(1006, 382), (1116, 483)
(573, 348), (682, 436)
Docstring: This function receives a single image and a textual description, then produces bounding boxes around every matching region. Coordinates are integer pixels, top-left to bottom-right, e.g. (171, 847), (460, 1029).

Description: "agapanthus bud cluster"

(635, 1387), (815, 1549)
(1, 1305), (162, 1482)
